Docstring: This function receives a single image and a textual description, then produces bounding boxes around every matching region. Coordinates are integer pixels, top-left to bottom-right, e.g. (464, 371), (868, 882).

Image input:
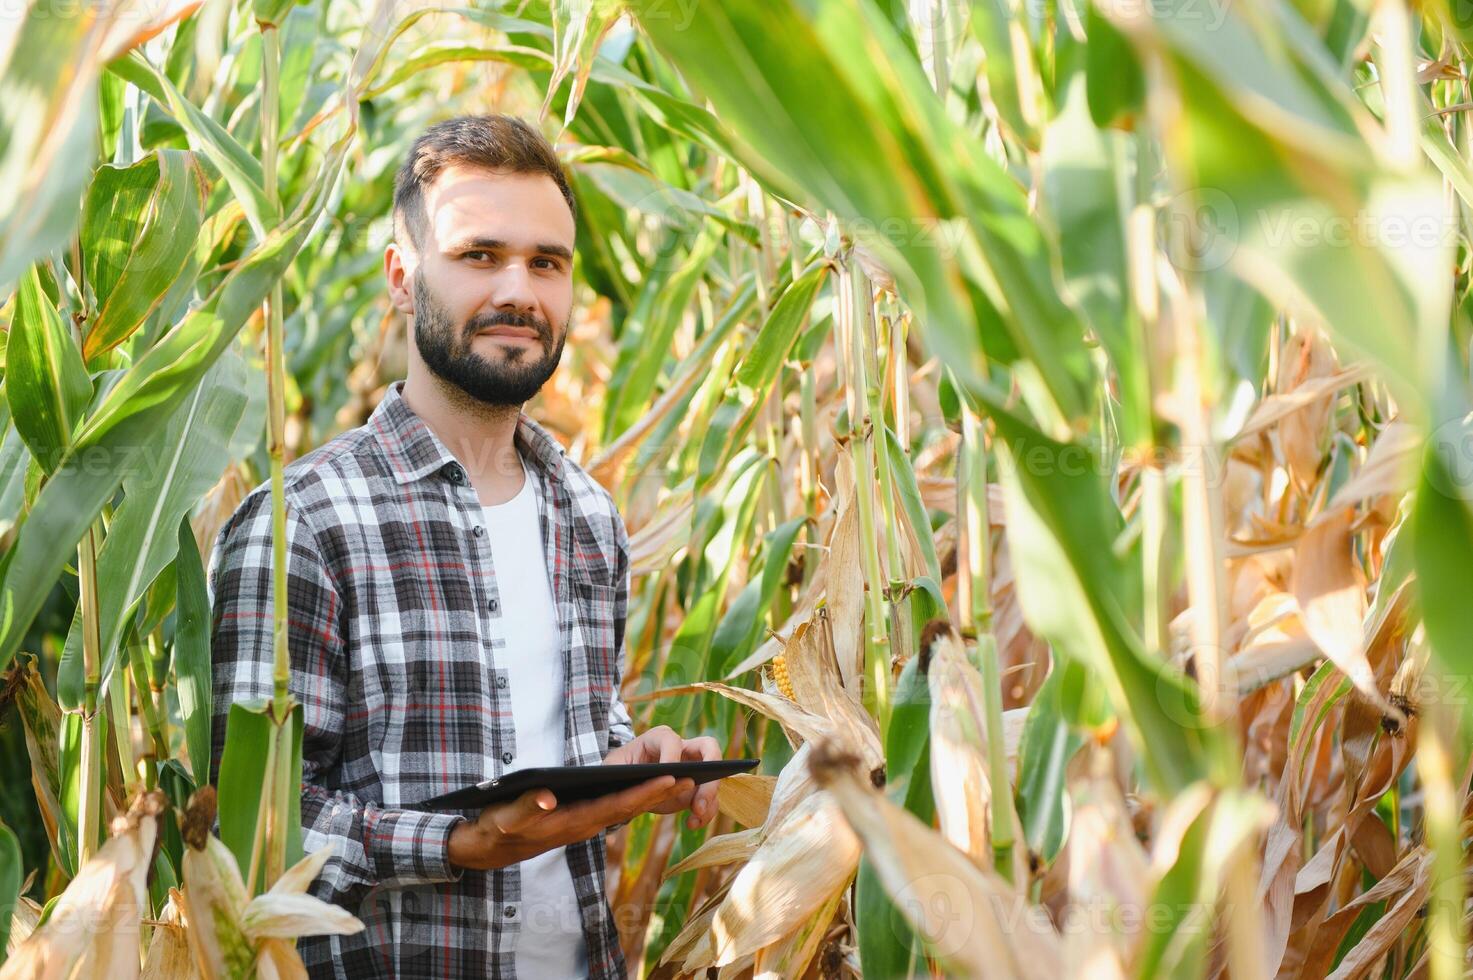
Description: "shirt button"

(496, 675), (507, 689)
(501, 751), (514, 764)
(503, 904), (517, 918)
(473, 525), (484, 537)
(445, 464), (465, 484)
(489, 597), (499, 613)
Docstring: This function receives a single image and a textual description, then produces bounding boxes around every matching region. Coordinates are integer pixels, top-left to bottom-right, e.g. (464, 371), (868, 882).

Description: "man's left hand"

(603, 726), (723, 829)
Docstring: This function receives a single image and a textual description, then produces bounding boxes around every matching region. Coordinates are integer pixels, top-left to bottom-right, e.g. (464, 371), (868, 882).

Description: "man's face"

(399, 164), (576, 406)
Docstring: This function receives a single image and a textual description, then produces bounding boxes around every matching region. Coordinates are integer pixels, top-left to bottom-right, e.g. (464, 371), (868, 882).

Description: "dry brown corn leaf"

(1292, 505), (1400, 722)
(1059, 746), (1150, 979)
(1308, 848), (1432, 980)
(662, 827), (763, 880)
(4, 895), (42, 960)
(1327, 419), (1419, 509)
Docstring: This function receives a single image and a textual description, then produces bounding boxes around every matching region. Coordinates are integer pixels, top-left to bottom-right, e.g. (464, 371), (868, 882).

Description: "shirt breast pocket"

(571, 577), (620, 686)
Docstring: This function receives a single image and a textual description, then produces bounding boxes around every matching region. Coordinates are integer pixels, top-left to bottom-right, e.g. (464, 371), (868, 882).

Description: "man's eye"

(533, 258), (558, 270)
(465, 251), (491, 261)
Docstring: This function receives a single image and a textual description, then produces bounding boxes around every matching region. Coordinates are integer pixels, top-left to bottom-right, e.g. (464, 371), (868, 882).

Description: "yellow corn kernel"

(771, 654), (795, 700)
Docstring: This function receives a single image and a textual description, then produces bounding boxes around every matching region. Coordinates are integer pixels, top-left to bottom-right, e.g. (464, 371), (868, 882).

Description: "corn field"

(1, 0), (1472, 976)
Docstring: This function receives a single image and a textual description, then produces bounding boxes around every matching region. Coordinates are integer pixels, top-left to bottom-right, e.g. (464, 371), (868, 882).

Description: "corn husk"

(180, 831), (255, 979)
(750, 887), (845, 979)
(686, 790), (861, 970)
(926, 629), (998, 867)
(9, 656), (71, 865)
(663, 595), (885, 972)
(809, 739), (1061, 980)
(0, 791), (165, 980)
(714, 772), (775, 827)
(179, 790), (362, 980)
(141, 889), (197, 980)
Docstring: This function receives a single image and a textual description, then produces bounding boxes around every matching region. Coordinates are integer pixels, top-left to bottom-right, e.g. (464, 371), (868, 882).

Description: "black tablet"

(413, 758), (762, 810)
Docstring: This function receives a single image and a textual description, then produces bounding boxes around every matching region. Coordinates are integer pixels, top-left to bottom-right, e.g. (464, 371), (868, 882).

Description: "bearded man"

(208, 113), (721, 979)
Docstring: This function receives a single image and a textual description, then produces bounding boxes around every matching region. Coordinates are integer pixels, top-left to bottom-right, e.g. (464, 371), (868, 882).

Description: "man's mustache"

(465, 312), (551, 342)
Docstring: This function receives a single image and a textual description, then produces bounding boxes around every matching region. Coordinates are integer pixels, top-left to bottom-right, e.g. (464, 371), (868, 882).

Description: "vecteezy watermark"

(1424, 413), (1473, 502)
(886, 872), (1220, 948)
(626, 0), (700, 32)
(1160, 188), (1240, 273)
(885, 0), (973, 77)
(1256, 207), (1459, 251)
(1160, 187), (1461, 274)
(990, 437), (1235, 489)
(1084, 0), (1234, 30)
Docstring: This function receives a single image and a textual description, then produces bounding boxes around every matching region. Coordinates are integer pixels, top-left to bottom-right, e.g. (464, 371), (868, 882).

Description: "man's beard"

(412, 269), (567, 407)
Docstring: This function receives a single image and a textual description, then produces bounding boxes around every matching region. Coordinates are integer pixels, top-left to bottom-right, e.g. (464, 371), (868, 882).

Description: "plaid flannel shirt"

(207, 378), (637, 979)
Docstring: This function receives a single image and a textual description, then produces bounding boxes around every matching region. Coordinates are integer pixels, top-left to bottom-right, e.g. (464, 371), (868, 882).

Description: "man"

(207, 114), (722, 979)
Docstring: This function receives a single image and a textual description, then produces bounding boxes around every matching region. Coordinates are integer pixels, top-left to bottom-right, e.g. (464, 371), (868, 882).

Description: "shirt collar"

(369, 378), (566, 485)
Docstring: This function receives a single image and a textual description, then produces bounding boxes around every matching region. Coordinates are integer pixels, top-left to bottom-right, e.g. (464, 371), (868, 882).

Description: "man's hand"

(448, 726), (725, 871)
(448, 775), (689, 871)
(603, 725), (723, 831)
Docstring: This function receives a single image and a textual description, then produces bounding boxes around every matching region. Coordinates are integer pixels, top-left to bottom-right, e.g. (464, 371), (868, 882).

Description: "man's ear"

(385, 242), (416, 316)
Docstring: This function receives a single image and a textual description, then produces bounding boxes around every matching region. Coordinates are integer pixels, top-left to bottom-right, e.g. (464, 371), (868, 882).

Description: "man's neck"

(401, 367), (527, 505)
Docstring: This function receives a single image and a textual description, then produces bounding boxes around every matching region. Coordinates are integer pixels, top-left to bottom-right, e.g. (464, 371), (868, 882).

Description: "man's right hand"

(447, 774), (692, 871)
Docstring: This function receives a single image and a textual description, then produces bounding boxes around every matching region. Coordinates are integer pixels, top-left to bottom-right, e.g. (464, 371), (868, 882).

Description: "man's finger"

(690, 780), (719, 824)
(551, 774), (676, 833)
(681, 735), (721, 763)
(668, 776), (698, 809)
(492, 787), (557, 834)
(613, 774), (682, 818)
(653, 726), (683, 764)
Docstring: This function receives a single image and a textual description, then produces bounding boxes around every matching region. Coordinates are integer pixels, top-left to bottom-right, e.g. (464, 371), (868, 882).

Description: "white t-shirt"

(480, 454), (589, 978)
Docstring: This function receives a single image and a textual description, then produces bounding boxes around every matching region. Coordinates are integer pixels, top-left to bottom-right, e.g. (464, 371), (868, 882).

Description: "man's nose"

(488, 261), (538, 316)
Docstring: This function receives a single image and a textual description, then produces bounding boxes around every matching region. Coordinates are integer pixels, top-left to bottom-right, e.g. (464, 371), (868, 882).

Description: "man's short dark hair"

(392, 114), (577, 255)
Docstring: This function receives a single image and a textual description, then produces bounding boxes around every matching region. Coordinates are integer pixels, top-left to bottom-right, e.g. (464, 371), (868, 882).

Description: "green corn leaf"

(81, 150), (207, 361)
(712, 516), (807, 677)
(1411, 429), (1473, 729)
(0, 113), (353, 675)
(6, 265), (91, 473)
(55, 350), (249, 709)
(882, 426), (943, 587)
(733, 259), (830, 392)
(0, 2), (100, 294)
(175, 514), (215, 791)
(217, 702), (304, 893)
(1083, 1), (1143, 129)
(0, 817), (20, 961)
(110, 51), (279, 237)
(1041, 72), (1149, 444)
(973, 386), (1230, 794)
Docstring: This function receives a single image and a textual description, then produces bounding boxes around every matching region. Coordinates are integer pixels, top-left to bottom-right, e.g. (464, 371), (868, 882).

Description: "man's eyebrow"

(537, 242), (574, 261)
(446, 236), (573, 262)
